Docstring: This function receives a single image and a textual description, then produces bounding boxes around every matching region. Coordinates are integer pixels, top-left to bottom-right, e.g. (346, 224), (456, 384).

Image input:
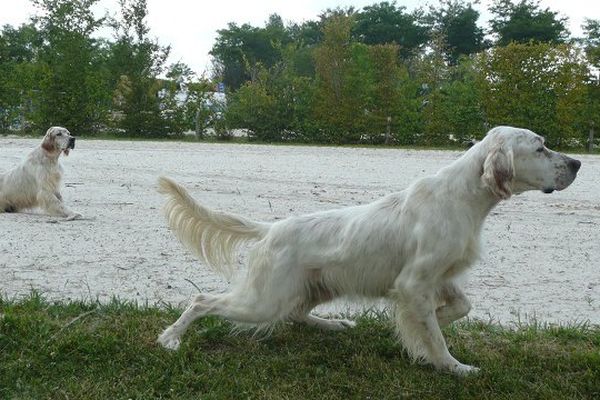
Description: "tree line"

(1, 0), (599, 148)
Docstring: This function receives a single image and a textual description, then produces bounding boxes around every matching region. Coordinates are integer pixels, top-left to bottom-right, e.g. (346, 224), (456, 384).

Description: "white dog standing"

(0, 126), (81, 220)
(157, 126), (580, 375)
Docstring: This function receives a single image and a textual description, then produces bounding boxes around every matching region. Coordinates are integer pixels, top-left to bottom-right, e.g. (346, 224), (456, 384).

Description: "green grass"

(1, 294), (598, 399)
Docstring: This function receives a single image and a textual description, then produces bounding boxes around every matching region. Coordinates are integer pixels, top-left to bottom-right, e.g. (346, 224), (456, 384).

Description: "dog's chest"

(37, 164), (62, 187)
(443, 236), (480, 279)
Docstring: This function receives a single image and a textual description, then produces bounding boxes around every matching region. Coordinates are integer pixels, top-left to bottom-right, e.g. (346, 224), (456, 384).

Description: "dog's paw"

(322, 318), (356, 331)
(337, 319), (357, 329)
(65, 212), (82, 221)
(157, 330), (181, 351)
(449, 362), (480, 376)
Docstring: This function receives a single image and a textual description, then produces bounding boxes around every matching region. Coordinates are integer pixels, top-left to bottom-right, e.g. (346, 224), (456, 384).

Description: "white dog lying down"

(0, 126), (81, 220)
(157, 126), (580, 375)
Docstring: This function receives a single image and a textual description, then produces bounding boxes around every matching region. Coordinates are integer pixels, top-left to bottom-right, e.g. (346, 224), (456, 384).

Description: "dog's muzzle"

(544, 156), (581, 193)
(68, 137), (75, 149)
(567, 157), (581, 174)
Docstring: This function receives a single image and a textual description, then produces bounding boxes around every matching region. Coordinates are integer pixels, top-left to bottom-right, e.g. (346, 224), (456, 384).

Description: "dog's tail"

(158, 176), (270, 278)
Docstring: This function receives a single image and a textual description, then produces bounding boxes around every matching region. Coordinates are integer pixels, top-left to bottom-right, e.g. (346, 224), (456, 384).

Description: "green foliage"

(288, 20), (323, 48)
(365, 44), (422, 144)
(490, 0), (569, 46)
(416, 49), (485, 146)
(582, 19), (600, 69)
(312, 16), (375, 144)
(155, 62), (217, 138)
(478, 42), (588, 147)
(225, 74), (279, 141)
(28, 0), (110, 134)
(582, 19), (600, 135)
(207, 5), (593, 148)
(224, 50), (317, 143)
(0, 0), (596, 147)
(426, 0), (487, 64)
(353, 1), (429, 59)
(0, 24), (41, 131)
(108, 0), (170, 137)
(158, 63), (192, 136)
(184, 79), (218, 138)
(210, 14), (292, 91)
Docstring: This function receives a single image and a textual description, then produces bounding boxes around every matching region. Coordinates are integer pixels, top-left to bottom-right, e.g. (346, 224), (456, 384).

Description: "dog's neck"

(437, 143), (503, 221)
(36, 146), (62, 163)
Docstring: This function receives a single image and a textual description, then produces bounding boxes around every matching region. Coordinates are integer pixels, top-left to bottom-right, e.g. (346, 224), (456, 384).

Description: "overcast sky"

(1, 0), (598, 76)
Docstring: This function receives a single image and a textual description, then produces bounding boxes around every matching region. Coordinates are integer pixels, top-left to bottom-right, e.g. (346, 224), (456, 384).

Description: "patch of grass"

(0, 294), (598, 399)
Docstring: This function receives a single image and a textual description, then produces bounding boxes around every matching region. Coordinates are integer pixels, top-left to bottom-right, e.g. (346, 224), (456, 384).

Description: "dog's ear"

(482, 144), (514, 200)
(41, 127), (58, 152)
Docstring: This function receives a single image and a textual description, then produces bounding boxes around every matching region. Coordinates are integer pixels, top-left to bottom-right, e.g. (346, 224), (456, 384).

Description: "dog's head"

(481, 126), (580, 199)
(41, 126), (76, 156)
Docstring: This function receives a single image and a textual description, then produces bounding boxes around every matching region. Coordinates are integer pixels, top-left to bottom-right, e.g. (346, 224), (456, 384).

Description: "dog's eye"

(57, 132), (62, 136)
(536, 147), (544, 153)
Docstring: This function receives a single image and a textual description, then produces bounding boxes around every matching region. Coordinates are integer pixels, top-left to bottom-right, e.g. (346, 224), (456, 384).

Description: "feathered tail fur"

(158, 176), (270, 278)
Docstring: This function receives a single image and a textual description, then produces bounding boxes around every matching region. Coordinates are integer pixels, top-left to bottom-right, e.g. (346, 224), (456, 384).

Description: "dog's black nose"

(68, 137), (76, 149)
(568, 158), (581, 172)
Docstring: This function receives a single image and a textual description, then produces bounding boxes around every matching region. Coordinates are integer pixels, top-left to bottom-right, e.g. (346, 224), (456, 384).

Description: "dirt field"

(1, 137), (598, 325)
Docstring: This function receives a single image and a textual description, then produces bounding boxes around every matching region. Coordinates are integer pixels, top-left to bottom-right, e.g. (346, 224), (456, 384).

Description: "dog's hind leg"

(290, 285), (356, 331)
(300, 314), (356, 331)
(158, 293), (216, 350)
(158, 286), (302, 350)
(0, 202), (17, 213)
(0, 195), (16, 213)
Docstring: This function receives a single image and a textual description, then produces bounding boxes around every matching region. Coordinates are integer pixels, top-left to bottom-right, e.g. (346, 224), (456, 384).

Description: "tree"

(108, 0), (170, 137)
(364, 44), (421, 144)
(410, 34), (448, 145)
(223, 46), (318, 143)
(288, 20), (322, 47)
(478, 42), (588, 147)
(155, 62), (217, 138)
(582, 19), (600, 69)
(29, 0), (110, 134)
(313, 15), (374, 143)
(159, 62), (195, 136)
(426, 0), (486, 64)
(210, 14), (292, 91)
(185, 78), (218, 138)
(581, 19), (600, 147)
(225, 74), (280, 141)
(489, 0), (569, 46)
(353, 1), (429, 59)
(421, 56), (485, 145)
(0, 24), (41, 132)
(286, 21), (323, 78)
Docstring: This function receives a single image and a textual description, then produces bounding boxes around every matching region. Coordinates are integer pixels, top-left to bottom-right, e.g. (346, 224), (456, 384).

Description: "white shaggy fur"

(157, 126), (580, 375)
(0, 126), (81, 219)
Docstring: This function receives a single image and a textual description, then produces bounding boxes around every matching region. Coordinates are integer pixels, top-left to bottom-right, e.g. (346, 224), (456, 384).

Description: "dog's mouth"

(63, 138), (75, 156)
(542, 188), (555, 194)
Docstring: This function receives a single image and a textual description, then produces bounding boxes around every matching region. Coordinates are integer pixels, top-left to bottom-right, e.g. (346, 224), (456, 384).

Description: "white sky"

(1, 0), (598, 76)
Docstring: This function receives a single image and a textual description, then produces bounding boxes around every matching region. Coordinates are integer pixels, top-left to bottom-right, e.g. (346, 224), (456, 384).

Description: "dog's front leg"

(37, 190), (82, 220)
(435, 283), (472, 328)
(392, 269), (479, 375)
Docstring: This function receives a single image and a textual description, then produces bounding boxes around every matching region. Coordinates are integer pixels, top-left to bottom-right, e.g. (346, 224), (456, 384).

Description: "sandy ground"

(1, 137), (598, 325)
